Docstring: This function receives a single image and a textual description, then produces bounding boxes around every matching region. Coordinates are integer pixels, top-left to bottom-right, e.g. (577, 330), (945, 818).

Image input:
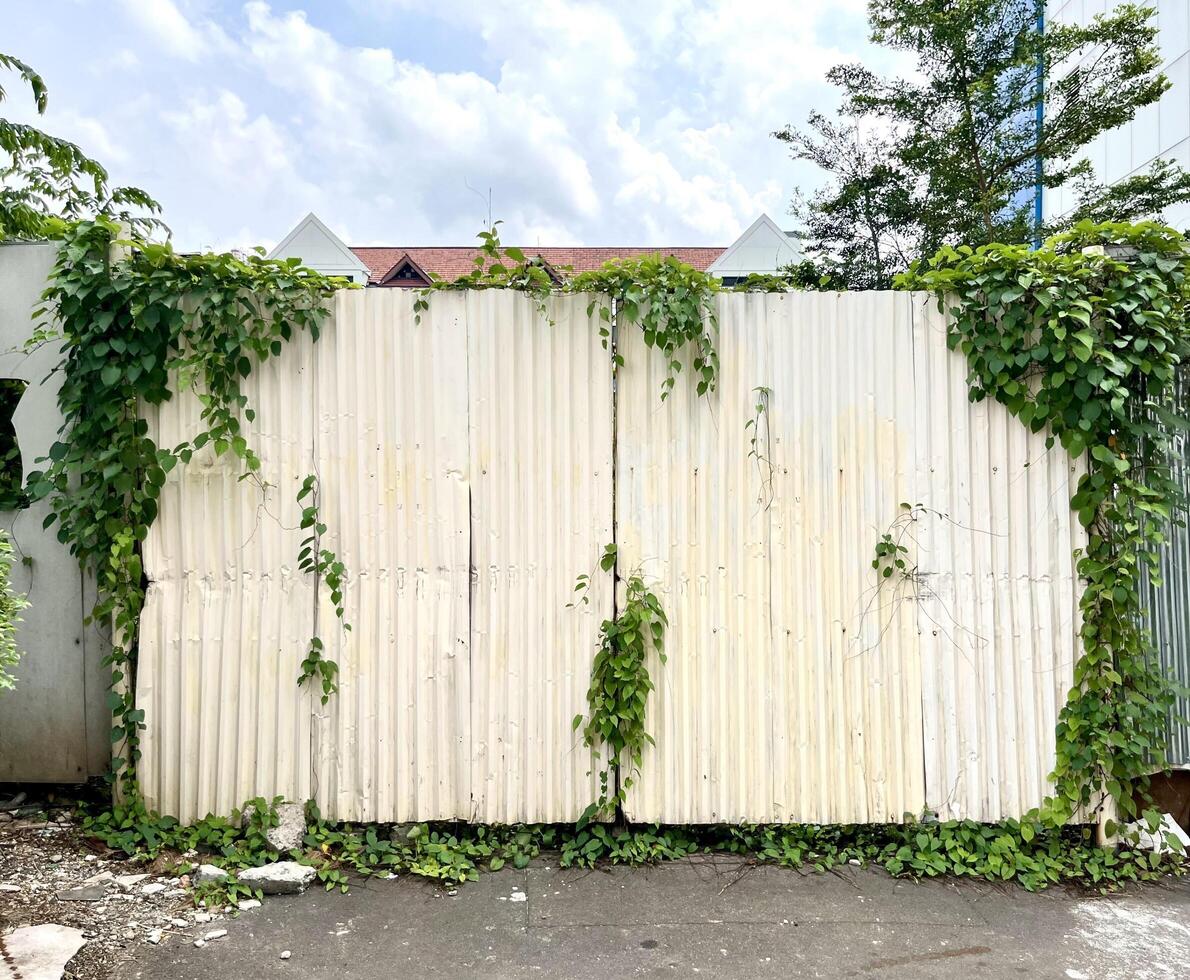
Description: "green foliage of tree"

(0, 52), (159, 240)
(775, 113), (919, 289)
(0, 528), (28, 690)
(780, 1), (1190, 288)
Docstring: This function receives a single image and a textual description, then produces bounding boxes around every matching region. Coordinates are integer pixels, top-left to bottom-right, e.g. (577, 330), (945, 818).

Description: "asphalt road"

(114, 858), (1190, 979)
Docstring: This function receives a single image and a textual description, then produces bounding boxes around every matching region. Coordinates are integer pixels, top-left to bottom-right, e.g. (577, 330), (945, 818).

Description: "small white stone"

(141, 883), (166, 896)
(193, 939), (206, 948)
(170, 918), (188, 929)
(0, 884), (20, 893)
(192, 912), (212, 924)
(237, 899), (261, 911)
(49, 853), (63, 863)
(146, 929), (163, 945)
(204, 928), (227, 941)
(192, 864), (228, 887)
(509, 891), (527, 903)
(280, 950), (292, 960)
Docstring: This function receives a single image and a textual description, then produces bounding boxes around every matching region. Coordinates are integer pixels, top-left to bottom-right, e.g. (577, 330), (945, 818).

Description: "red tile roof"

(350, 245), (725, 285)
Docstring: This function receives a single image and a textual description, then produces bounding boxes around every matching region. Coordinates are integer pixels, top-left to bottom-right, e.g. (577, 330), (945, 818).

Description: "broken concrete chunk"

(242, 801), (307, 853)
(267, 803), (307, 852)
(203, 928), (228, 941)
(237, 861), (316, 895)
(140, 882), (166, 896)
(114, 873), (149, 892)
(1, 924), (87, 979)
(56, 884), (107, 902)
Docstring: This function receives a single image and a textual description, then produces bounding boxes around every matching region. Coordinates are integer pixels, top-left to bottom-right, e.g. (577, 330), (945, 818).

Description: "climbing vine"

(902, 220), (1190, 828)
(871, 502), (917, 580)
(28, 217), (343, 799)
(296, 474), (350, 704)
(414, 224), (723, 400)
(570, 543), (668, 824)
(745, 385), (774, 508)
(412, 221), (557, 325)
(571, 255), (720, 399)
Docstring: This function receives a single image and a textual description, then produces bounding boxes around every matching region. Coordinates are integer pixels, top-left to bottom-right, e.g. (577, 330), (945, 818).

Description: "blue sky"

(4, 0), (899, 251)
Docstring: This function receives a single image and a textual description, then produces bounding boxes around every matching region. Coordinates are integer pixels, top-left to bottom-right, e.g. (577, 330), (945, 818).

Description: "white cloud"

(240, 2), (604, 242)
(161, 90), (318, 198)
(117, 0), (231, 61)
(5, 0), (901, 249)
(52, 111), (129, 165)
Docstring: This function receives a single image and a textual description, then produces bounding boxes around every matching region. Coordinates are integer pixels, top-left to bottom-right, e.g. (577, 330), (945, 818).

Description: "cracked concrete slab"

(112, 864), (1190, 980)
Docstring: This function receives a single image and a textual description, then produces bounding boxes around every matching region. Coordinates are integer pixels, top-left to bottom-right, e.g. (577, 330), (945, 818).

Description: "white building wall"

(1046, 0), (1190, 229)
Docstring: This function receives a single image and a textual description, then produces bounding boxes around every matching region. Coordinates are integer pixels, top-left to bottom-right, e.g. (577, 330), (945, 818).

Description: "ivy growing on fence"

(30, 217), (342, 801)
(570, 543), (669, 824)
(296, 474), (350, 705)
(901, 220), (1190, 829)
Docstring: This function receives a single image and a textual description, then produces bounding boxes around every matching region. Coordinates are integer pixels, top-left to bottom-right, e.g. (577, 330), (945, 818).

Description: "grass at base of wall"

(75, 792), (1187, 899)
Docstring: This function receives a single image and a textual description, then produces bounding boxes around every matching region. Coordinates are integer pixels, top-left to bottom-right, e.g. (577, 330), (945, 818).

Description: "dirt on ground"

(0, 790), (236, 980)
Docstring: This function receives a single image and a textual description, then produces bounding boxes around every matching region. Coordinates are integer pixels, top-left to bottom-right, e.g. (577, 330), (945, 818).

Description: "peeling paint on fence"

(137, 289), (1086, 823)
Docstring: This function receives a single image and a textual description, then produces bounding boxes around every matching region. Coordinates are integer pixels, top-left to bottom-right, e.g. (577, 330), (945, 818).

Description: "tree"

(775, 112), (920, 289)
(779, 1), (1190, 286)
(0, 52), (158, 239)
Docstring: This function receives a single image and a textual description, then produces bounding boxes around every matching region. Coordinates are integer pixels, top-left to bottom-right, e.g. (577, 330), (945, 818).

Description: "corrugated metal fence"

(1142, 366), (1190, 766)
(137, 289), (1086, 823)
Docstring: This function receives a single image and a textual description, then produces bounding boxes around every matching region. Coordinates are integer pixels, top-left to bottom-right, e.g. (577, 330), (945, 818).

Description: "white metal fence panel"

(311, 290), (472, 822)
(138, 290), (611, 822)
(617, 292), (925, 823)
(137, 289), (1083, 824)
(138, 332), (318, 823)
(911, 298), (1084, 821)
(467, 293), (613, 823)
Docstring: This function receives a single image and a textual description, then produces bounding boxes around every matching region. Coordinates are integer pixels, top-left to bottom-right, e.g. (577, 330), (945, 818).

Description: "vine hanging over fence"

(29, 218), (343, 799)
(413, 223), (723, 400)
(902, 220), (1190, 829)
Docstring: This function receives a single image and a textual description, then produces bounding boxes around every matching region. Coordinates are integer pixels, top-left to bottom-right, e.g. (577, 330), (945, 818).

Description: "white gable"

(707, 214), (802, 278)
(267, 213), (370, 283)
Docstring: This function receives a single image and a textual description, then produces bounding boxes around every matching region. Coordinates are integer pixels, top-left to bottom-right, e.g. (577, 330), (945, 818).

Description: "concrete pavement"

(114, 857), (1190, 979)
